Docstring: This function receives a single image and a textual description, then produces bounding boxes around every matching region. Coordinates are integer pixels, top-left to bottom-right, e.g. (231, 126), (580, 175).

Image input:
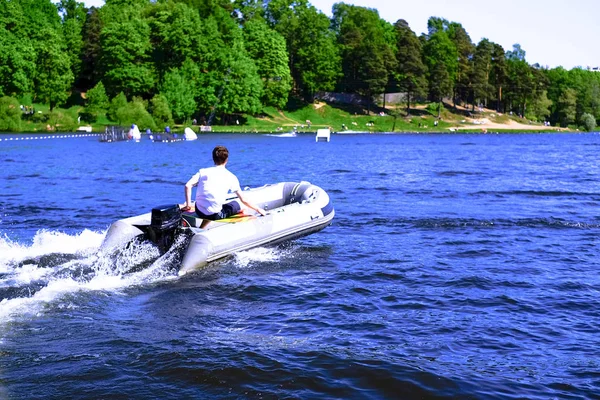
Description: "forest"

(0, 0), (599, 132)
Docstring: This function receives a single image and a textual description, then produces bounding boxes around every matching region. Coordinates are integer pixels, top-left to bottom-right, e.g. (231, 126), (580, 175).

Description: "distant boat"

(264, 132), (297, 138)
(335, 130), (365, 135)
(76, 126), (92, 133)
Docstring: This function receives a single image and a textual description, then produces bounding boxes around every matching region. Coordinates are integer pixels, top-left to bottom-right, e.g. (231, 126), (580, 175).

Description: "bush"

(0, 96), (22, 132)
(116, 97), (156, 130)
(107, 92), (127, 123)
(86, 81), (109, 113)
(150, 94), (173, 129)
(47, 111), (77, 132)
(79, 110), (98, 123)
(581, 113), (596, 132)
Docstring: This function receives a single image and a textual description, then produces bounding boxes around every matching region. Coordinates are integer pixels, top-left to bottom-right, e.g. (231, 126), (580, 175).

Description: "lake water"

(1, 132), (600, 399)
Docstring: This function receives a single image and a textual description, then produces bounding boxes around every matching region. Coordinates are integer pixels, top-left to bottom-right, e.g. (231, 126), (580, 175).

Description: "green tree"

(107, 91), (127, 123)
(423, 26), (457, 117)
(447, 22), (474, 107)
(581, 112), (596, 131)
(557, 87), (577, 127)
(471, 38), (494, 109)
(86, 81), (109, 112)
(243, 18), (292, 109)
(146, 1), (204, 83)
(392, 19), (427, 113)
(332, 3), (396, 104)
(0, 31), (36, 97)
(99, 5), (155, 98)
(161, 67), (197, 122)
(150, 94), (173, 128)
(34, 28), (74, 109)
(267, 0), (341, 100)
(529, 90), (552, 122)
(490, 42), (507, 112)
(79, 6), (103, 90)
(0, 96), (22, 132)
(58, 0), (87, 84)
(544, 67), (572, 125)
(502, 44), (535, 116)
(115, 96), (156, 129)
(213, 38), (263, 116)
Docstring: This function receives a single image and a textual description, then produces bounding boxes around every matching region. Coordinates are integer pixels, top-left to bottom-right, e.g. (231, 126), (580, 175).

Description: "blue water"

(2, 132), (600, 399)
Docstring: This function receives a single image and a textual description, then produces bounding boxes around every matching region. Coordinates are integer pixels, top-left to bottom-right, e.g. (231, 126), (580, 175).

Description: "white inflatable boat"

(100, 182), (334, 275)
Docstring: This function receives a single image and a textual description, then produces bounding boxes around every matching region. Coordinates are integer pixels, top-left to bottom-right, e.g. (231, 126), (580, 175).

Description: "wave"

(0, 230), (180, 324)
(0, 229), (299, 324)
(474, 190), (599, 197)
(264, 132), (297, 138)
(335, 215), (600, 230)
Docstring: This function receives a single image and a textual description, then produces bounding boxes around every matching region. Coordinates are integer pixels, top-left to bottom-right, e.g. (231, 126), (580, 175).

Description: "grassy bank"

(12, 101), (567, 134)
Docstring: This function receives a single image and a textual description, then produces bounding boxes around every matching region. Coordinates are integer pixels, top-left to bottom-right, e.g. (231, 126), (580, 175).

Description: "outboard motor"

(146, 204), (182, 253)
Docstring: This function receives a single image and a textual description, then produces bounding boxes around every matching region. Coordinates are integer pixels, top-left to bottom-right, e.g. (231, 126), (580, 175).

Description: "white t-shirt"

(194, 165), (241, 214)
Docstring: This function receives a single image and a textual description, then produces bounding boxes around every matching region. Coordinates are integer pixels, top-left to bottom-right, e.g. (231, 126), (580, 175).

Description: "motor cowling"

(146, 204), (182, 253)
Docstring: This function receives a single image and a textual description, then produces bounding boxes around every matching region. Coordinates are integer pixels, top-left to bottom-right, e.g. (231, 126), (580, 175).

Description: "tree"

(557, 87), (577, 127)
(471, 39), (494, 109)
(393, 19), (427, 113)
(150, 94), (173, 128)
(115, 96), (156, 129)
(161, 67), (196, 122)
(107, 91), (127, 122)
(243, 18), (292, 109)
(423, 27), (457, 117)
(86, 81), (109, 113)
(79, 6), (103, 90)
(332, 3), (396, 105)
(529, 90), (552, 122)
(34, 28), (74, 110)
(58, 0), (87, 85)
(98, 3), (155, 98)
(581, 113), (596, 131)
(266, 0), (341, 100)
(146, 1), (204, 83)
(504, 44), (534, 116)
(81, 80), (109, 122)
(213, 38), (263, 116)
(490, 42), (507, 112)
(0, 31), (36, 97)
(447, 22), (474, 107)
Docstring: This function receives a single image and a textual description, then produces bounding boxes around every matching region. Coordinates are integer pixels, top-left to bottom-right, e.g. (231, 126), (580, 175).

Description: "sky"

(80, 0), (598, 70)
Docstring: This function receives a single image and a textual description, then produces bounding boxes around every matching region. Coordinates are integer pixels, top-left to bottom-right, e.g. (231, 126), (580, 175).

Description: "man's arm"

(182, 172), (200, 211)
(236, 190), (266, 216)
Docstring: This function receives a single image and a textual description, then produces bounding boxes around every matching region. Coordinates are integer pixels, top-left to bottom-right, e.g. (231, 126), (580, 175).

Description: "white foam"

(234, 247), (285, 268)
(0, 229), (104, 268)
(0, 230), (178, 324)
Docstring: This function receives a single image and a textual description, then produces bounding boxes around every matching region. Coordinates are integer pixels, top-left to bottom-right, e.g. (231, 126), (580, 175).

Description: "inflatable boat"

(100, 182), (334, 275)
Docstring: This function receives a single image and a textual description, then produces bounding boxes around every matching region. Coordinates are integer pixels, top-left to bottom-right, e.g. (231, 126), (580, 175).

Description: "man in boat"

(182, 145), (266, 228)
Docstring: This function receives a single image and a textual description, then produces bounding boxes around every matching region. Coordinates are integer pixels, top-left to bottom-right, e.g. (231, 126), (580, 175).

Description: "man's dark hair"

(212, 146), (229, 165)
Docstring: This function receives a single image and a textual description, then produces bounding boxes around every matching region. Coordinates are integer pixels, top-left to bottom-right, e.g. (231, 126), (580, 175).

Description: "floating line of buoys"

(0, 134), (100, 141)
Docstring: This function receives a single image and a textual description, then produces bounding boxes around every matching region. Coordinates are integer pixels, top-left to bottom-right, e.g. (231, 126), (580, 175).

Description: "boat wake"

(263, 132), (297, 138)
(0, 229), (182, 324)
(0, 229), (295, 324)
